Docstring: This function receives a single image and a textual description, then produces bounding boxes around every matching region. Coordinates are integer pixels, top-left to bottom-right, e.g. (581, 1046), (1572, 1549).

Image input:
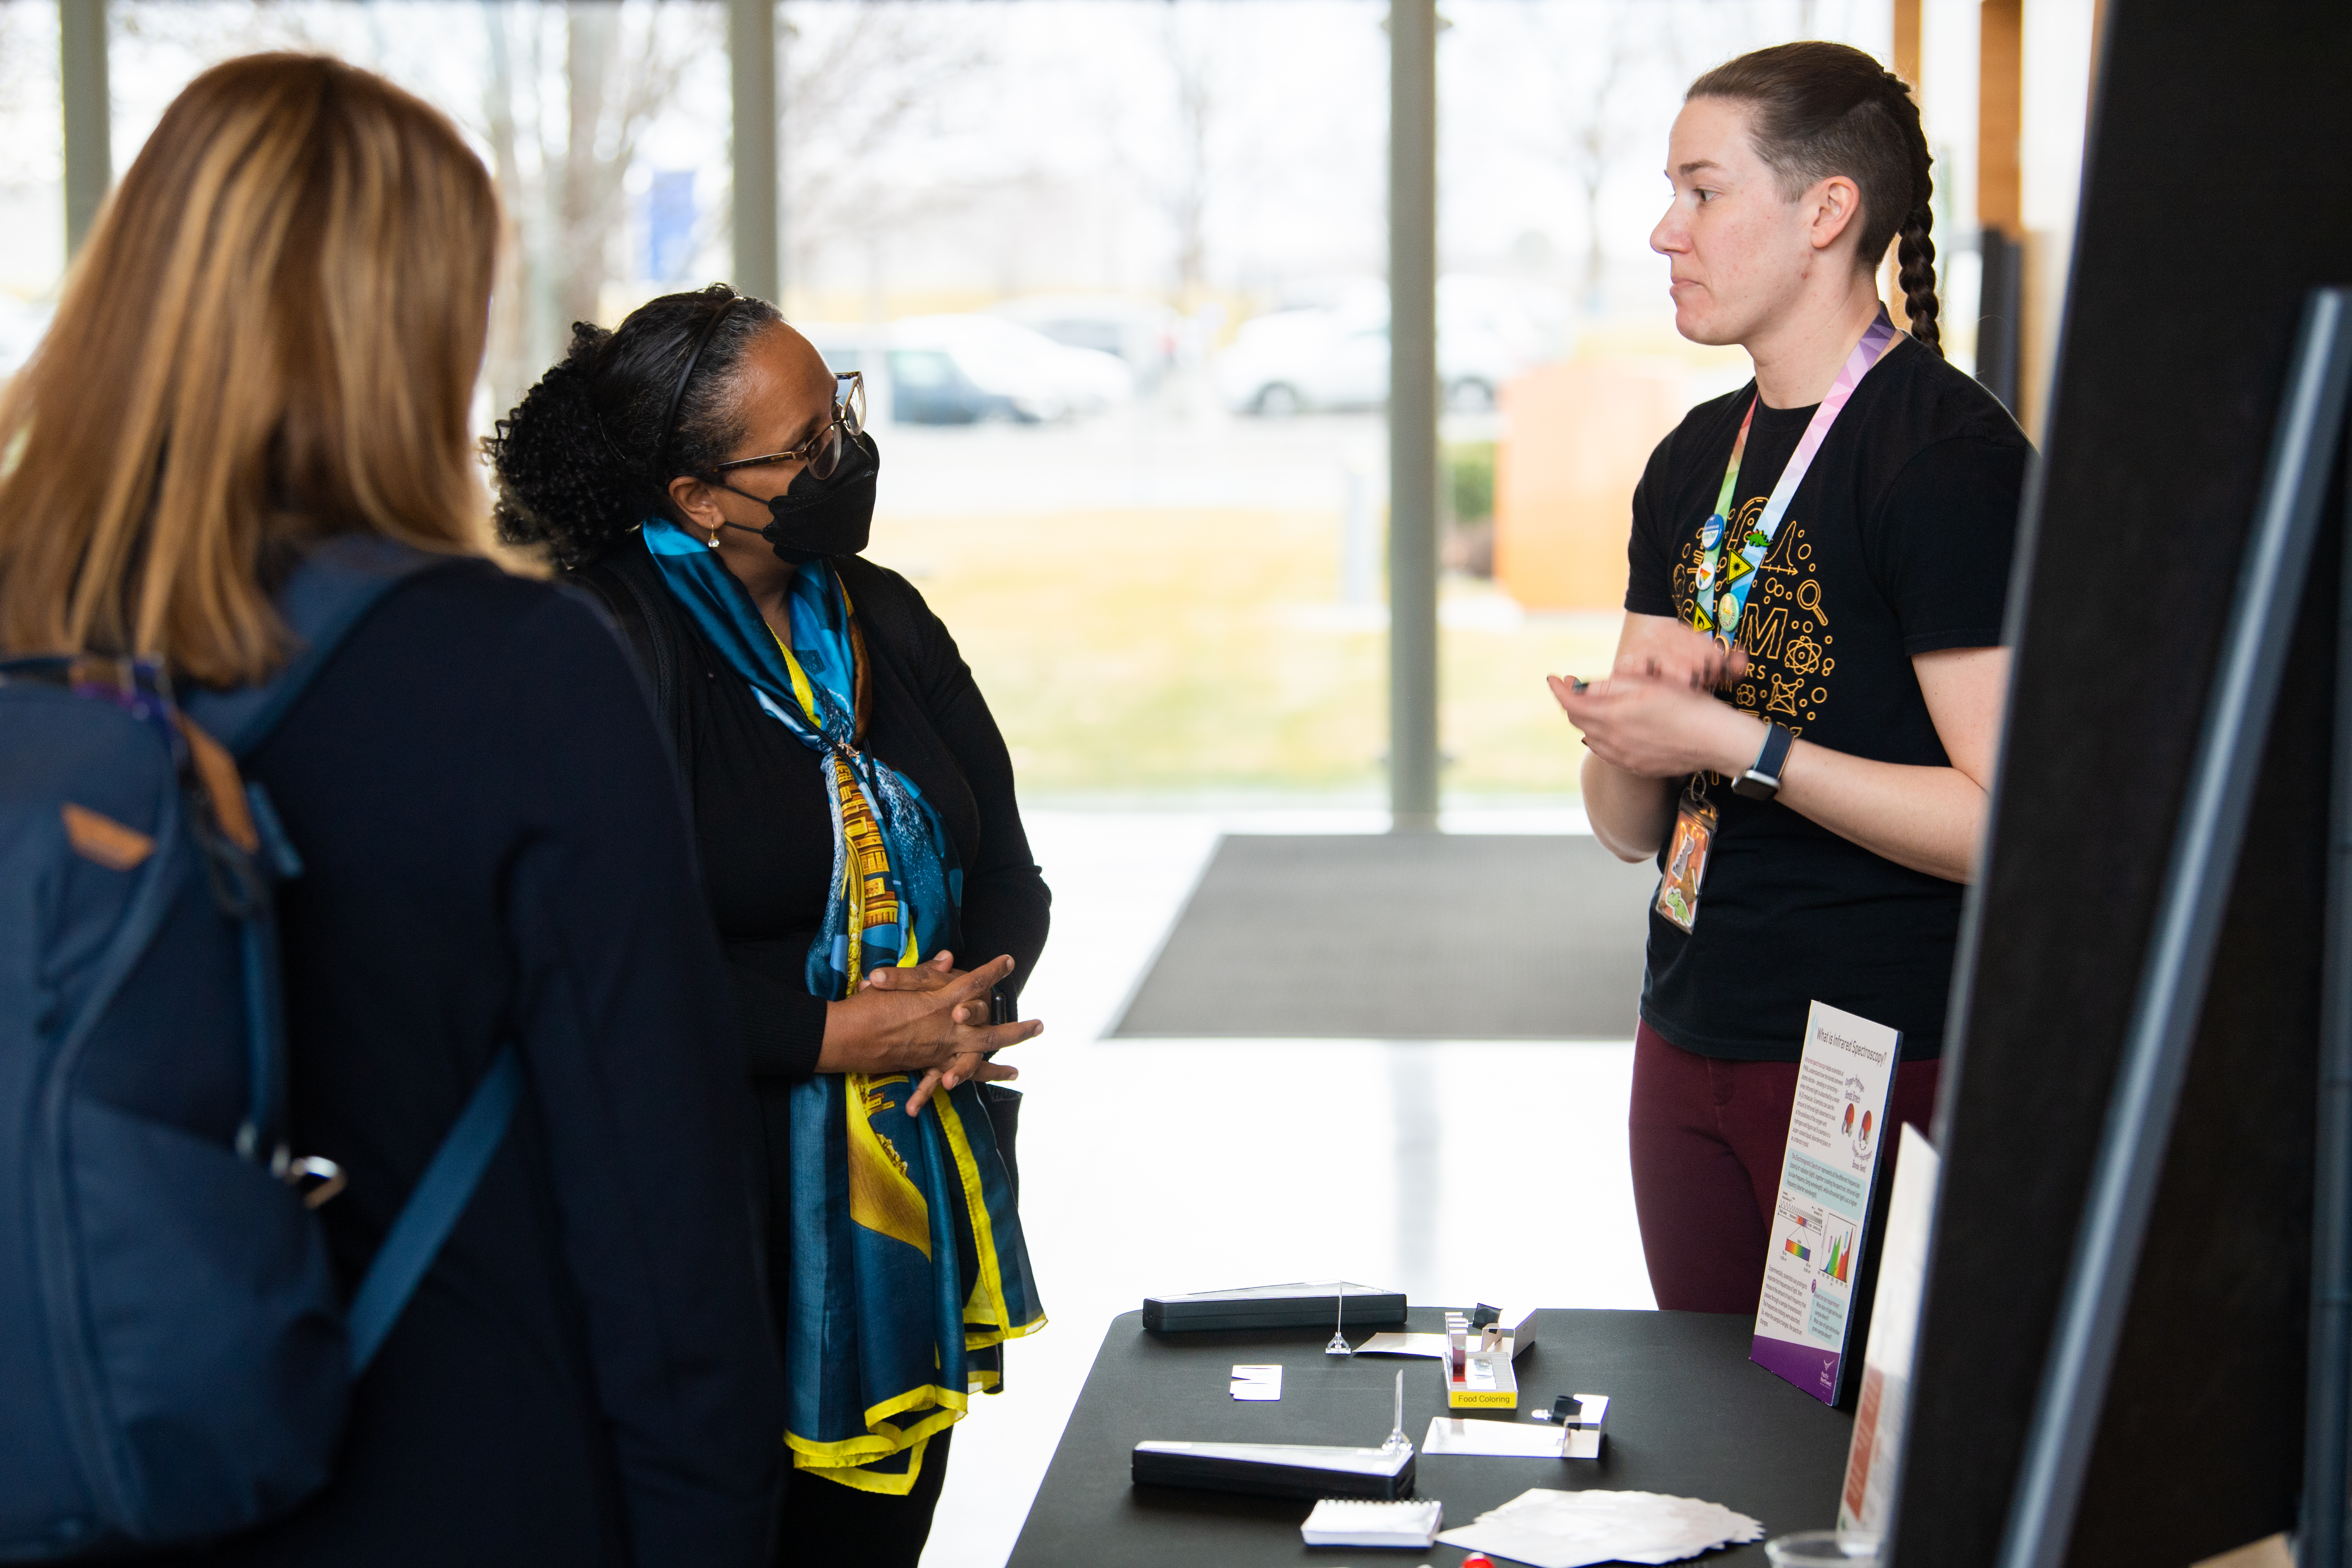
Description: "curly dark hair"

(485, 283), (784, 570)
(1688, 42), (1942, 357)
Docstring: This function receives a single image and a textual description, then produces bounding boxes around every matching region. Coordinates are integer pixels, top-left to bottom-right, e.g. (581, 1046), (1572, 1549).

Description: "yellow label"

(1448, 1388), (1517, 1409)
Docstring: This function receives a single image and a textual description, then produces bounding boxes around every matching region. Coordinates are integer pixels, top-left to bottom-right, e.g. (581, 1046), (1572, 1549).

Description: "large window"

(7, 0), (1898, 810)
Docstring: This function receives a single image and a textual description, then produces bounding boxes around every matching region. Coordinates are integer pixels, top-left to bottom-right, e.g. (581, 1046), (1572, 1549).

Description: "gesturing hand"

(819, 950), (1042, 1114)
(1612, 622), (1749, 690)
(861, 952), (1026, 1113)
(860, 950), (995, 1024)
(1547, 670), (1765, 781)
(904, 1051), (1018, 1117)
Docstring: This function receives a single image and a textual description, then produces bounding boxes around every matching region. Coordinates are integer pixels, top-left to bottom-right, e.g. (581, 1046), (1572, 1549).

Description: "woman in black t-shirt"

(1550, 43), (2028, 1313)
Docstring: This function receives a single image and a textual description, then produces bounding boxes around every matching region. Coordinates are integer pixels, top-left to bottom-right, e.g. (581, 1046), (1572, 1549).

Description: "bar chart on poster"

(1751, 1002), (1897, 1406)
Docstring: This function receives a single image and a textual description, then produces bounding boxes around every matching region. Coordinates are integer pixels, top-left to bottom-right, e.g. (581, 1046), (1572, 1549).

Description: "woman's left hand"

(905, 1053), (1018, 1116)
(862, 952), (1025, 1114)
(1549, 670), (1767, 780)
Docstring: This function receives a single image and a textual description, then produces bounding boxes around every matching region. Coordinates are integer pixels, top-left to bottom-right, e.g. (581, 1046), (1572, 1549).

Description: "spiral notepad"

(1300, 1497), (1443, 1548)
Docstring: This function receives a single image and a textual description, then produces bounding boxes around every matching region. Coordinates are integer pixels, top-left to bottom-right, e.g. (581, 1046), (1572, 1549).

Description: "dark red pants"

(1629, 1021), (1941, 1314)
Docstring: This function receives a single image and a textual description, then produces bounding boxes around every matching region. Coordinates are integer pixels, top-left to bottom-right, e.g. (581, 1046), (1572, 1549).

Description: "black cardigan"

(161, 561), (781, 1568)
(566, 542), (1051, 1339)
(568, 542), (1051, 1067)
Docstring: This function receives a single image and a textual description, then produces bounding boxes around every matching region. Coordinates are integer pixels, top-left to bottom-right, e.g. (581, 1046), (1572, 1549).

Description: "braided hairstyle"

(1687, 42), (1941, 357)
(486, 283), (785, 570)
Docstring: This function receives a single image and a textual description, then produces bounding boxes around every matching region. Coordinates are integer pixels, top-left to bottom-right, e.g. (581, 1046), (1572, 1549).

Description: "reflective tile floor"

(916, 808), (1655, 1568)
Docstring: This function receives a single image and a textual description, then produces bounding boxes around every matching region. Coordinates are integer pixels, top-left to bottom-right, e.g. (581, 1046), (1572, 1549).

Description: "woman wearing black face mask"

(487, 284), (1051, 1566)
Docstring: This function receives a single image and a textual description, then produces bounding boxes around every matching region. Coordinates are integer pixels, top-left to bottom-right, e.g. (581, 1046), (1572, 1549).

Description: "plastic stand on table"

(1382, 1369), (1412, 1454)
(1327, 1285), (1353, 1358)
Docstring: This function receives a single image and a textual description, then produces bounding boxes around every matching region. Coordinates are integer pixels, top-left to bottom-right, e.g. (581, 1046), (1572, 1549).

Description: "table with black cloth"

(1010, 1308), (1854, 1566)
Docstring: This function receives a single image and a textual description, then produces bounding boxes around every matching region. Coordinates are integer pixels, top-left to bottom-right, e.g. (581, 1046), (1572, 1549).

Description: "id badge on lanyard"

(1662, 308), (1901, 934)
(1655, 781), (1717, 933)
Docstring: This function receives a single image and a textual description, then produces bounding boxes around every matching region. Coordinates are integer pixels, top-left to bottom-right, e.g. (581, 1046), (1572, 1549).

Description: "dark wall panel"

(2063, 521), (2329, 1563)
(1889, 1), (2352, 1562)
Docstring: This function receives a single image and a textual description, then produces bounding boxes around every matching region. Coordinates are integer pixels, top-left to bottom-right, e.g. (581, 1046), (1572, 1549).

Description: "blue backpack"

(0, 538), (521, 1558)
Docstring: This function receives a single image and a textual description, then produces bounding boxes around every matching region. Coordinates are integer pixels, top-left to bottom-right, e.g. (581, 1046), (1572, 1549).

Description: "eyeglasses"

(711, 372), (866, 482)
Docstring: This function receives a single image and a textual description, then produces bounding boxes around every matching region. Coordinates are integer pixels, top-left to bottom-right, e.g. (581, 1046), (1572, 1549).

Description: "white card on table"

(1420, 1416), (1566, 1458)
(1229, 1364), (1282, 1401)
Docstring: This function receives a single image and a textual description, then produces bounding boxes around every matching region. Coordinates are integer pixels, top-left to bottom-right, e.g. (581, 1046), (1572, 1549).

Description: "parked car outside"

(897, 313), (1134, 421)
(794, 322), (1013, 425)
(1214, 275), (1570, 416)
(797, 314), (1134, 425)
(993, 292), (1180, 389)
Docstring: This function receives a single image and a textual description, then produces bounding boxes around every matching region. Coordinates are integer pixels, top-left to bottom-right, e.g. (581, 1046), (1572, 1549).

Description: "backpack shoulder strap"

(344, 1043), (522, 1374)
(181, 538), (517, 1375)
(182, 536), (450, 758)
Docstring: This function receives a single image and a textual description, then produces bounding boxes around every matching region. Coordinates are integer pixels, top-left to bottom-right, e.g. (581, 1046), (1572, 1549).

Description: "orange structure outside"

(1493, 358), (1694, 612)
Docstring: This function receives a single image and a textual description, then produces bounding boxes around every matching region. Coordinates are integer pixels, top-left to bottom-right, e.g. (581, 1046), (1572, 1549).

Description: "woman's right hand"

(817, 952), (1040, 1078)
(1609, 621), (1747, 690)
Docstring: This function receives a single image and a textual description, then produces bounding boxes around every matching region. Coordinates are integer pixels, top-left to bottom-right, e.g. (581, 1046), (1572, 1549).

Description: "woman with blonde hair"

(0, 56), (780, 1564)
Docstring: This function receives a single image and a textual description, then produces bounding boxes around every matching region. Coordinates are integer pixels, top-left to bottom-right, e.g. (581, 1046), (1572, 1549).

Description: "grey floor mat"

(1110, 834), (1657, 1039)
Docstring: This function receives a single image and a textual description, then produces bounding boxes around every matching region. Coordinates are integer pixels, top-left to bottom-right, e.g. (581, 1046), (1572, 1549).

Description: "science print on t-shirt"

(1672, 497), (1837, 741)
(1621, 341), (2031, 1062)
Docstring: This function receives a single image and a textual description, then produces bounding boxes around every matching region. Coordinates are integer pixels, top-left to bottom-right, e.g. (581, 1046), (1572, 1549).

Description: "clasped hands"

(820, 950), (1042, 1116)
(1548, 625), (1767, 778)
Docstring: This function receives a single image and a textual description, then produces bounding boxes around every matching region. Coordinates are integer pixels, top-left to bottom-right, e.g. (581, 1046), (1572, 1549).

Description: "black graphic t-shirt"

(1623, 336), (2030, 1061)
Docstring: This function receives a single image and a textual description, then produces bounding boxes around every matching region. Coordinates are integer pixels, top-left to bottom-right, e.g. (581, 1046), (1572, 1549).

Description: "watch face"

(1732, 771), (1778, 801)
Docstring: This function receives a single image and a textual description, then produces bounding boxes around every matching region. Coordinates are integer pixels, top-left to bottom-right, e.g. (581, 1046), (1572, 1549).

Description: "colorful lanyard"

(1688, 308), (1902, 646)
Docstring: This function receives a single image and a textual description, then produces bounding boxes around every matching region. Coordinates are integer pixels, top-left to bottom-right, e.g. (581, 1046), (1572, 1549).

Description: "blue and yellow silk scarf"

(642, 520), (1045, 1494)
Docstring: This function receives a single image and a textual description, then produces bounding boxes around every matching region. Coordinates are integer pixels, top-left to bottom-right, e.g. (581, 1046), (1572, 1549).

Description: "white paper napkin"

(1435, 1486), (1765, 1568)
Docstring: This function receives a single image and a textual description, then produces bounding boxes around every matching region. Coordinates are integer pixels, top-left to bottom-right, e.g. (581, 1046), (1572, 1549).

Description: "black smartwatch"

(1731, 722), (1794, 801)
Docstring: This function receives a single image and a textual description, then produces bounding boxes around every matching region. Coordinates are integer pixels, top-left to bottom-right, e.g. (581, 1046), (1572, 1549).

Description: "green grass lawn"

(868, 506), (1622, 800)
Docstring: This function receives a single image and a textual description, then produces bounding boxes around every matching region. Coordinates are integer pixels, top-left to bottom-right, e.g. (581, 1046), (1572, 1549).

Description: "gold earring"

(707, 524), (721, 550)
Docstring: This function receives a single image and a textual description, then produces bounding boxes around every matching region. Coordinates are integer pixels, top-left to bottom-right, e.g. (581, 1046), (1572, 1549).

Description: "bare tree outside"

(105, 2), (715, 417)
(1157, 6), (1215, 303)
(479, 1), (712, 414)
(777, 3), (997, 309)
(0, 3), (63, 310)
(1521, 2), (1691, 316)
(0, 4), (59, 188)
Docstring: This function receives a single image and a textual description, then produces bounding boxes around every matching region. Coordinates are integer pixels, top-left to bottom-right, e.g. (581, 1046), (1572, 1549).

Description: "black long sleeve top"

(566, 542), (1051, 1347)
(165, 561), (782, 1568)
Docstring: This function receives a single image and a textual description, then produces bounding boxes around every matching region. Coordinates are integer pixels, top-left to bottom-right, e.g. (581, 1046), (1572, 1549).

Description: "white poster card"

(1838, 1123), (1941, 1532)
(1748, 1000), (1900, 1405)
